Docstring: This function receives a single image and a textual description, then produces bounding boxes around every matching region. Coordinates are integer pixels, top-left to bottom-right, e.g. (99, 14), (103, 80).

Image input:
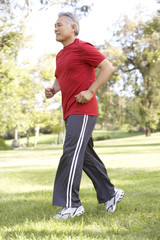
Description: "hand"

(45, 87), (56, 99)
(75, 90), (94, 104)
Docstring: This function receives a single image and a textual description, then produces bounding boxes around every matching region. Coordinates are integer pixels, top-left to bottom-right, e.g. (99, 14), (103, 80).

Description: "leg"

(83, 138), (124, 212)
(83, 138), (115, 203)
(52, 115), (96, 208)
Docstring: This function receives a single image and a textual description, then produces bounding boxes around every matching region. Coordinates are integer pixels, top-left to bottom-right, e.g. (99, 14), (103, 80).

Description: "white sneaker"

(105, 188), (124, 212)
(54, 205), (85, 220)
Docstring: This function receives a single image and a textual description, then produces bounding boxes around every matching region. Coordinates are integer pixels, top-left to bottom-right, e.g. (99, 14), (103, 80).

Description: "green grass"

(5, 133), (59, 147)
(0, 132), (160, 239)
(0, 138), (12, 150)
(93, 130), (143, 140)
(5, 130), (143, 149)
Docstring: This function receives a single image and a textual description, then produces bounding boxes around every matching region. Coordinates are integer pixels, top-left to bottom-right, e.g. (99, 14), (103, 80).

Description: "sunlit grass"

(0, 132), (160, 239)
(5, 129), (143, 148)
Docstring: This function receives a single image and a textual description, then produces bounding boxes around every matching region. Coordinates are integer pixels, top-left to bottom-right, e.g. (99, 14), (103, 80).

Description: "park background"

(0, 0), (160, 239)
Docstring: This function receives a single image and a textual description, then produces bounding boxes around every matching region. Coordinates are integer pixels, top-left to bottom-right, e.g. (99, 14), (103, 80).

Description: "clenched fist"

(45, 87), (56, 99)
(75, 89), (94, 104)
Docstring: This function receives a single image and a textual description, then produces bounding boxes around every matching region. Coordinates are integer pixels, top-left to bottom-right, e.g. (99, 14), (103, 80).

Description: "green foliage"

(0, 28), (63, 140)
(143, 16), (160, 35)
(0, 138), (11, 150)
(97, 89), (126, 130)
(0, 31), (24, 57)
(0, 56), (40, 135)
(103, 12), (160, 136)
(36, 54), (56, 82)
(0, 0), (92, 40)
(0, 0), (92, 142)
(93, 135), (111, 141)
(93, 130), (143, 141)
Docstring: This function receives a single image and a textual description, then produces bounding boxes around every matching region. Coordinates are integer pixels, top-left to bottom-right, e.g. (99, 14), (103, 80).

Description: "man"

(45, 12), (124, 220)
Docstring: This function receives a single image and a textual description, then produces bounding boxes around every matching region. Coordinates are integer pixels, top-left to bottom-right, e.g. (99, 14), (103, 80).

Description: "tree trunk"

(145, 125), (151, 137)
(34, 125), (39, 147)
(57, 132), (64, 144)
(15, 129), (18, 141)
(26, 129), (30, 147)
(57, 133), (60, 145)
(11, 129), (20, 148)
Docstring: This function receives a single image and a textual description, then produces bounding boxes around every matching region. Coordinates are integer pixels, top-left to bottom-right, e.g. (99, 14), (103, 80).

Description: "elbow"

(107, 62), (115, 77)
(110, 64), (115, 74)
(98, 59), (115, 77)
(103, 59), (115, 75)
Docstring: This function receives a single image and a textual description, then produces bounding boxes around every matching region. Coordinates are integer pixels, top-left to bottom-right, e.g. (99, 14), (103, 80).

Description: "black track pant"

(52, 115), (114, 208)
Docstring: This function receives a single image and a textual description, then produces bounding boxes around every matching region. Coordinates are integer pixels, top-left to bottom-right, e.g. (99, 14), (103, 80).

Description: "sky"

(20, 0), (159, 62)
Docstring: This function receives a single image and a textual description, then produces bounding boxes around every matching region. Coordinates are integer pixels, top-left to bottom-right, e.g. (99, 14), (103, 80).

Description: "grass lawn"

(5, 130), (143, 147)
(0, 132), (160, 240)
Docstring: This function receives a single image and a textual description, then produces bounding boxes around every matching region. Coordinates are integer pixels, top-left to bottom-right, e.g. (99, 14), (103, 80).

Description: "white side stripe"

(66, 115), (88, 208)
(69, 115), (88, 207)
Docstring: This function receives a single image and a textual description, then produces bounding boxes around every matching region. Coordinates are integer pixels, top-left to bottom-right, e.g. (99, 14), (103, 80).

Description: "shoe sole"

(54, 206), (85, 220)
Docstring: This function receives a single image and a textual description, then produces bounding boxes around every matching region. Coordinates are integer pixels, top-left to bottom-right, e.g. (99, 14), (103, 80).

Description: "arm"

(45, 78), (60, 99)
(75, 59), (114, 104)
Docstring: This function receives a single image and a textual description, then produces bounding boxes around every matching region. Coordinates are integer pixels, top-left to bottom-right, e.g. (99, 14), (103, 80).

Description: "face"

(55, 16), (76, 46)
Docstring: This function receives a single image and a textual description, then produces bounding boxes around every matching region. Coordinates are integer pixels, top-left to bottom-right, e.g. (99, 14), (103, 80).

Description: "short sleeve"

(55, 54), (59, 78)
(80, 42), (106, 68)
(55, 68), (58, 78)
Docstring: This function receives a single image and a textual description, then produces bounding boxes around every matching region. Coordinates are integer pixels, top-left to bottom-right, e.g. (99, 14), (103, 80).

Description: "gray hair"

(58, 12), (80, 36)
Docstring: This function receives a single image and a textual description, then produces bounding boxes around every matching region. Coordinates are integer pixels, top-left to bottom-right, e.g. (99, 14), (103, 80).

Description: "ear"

(71, 24), (76, 33)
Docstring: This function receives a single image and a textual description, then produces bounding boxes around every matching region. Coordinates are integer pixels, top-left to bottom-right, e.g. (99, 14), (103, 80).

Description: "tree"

(97, 90), (126, 130)
(96, 43), (125, 130)
(108, 13), (160, 136)
(1, 36), (20, 137)
(0, 0), (30, 141)
(0, 59), (39, 139)
(0, 0), (92, 145)
(40, 107), (64, 144)
(0, 0), (92, 38)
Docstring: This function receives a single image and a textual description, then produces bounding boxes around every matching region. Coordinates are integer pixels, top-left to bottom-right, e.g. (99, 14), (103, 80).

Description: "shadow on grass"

(1, 168), (160, 239)
(95, 143), (160, 148)
(2, 227), (140, 240)
(34, 142), (160, 151)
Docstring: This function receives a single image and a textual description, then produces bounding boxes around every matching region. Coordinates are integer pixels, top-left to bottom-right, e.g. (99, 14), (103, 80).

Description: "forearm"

(75, 59), (114, 104)
(45, 78), (60, 99)
(89, 59), (114, 94)
(52, 78), (61, 93)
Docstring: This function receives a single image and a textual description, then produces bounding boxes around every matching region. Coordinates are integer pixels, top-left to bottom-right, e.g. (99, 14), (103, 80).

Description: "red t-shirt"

(55, 38), (106, 120)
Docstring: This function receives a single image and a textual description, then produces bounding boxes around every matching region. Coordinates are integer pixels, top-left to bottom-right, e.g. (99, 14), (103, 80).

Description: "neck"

(62, 37), (76, 47)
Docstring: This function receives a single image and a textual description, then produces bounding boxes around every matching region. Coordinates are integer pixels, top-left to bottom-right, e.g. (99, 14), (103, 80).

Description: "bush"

(0, 138), (12, 150)
(93, 135), (111, 141)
